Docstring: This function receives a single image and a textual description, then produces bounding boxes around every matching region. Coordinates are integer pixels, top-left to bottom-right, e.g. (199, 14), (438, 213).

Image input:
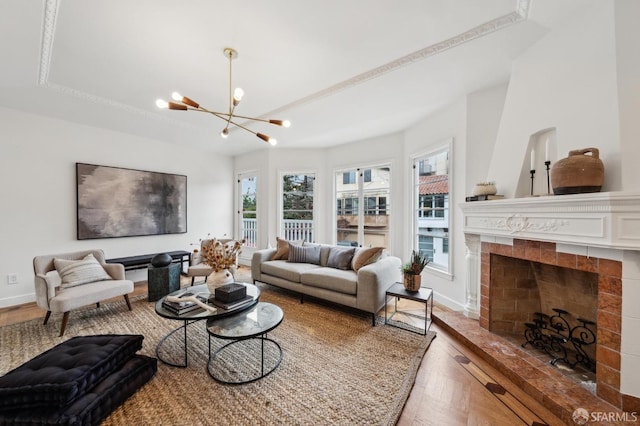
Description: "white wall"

(466, 83), (508, 193)
(487, 2), (621, 197)
(0, 107), (233, 307)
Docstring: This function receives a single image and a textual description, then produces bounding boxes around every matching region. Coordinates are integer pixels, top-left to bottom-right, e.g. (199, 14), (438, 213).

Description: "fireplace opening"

(489, 254), (598, 392)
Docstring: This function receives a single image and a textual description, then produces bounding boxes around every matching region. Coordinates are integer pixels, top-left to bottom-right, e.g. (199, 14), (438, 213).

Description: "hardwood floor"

(0, 272), (564, 425)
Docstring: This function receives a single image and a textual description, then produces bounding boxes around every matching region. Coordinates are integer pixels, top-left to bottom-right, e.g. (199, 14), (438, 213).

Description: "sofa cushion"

(261, 260), (321, 283)
(301, 267), (358, 295)
(271, 237), (302, 260)
(288, 244), (321, 265)
(352, 247), (384, 271)
(326, 247), (355, 270)
(0, 334), (144, 411)
(54, 254), (112, 289)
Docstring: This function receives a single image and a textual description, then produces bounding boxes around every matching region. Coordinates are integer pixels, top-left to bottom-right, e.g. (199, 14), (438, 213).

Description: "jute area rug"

(0, 283), (436, 425)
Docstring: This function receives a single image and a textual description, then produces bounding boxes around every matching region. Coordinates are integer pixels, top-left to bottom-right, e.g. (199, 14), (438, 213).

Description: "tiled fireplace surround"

(459, 192), (640, 419)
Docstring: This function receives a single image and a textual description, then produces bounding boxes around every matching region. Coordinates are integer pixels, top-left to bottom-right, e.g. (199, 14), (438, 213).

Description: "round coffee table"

(206, 302), (283, 384)
(154, 283), (260, 367)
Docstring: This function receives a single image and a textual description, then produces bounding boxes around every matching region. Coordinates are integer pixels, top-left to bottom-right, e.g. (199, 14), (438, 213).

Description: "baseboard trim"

(433, 291), (466, 313)
(0, 293), (35, 309)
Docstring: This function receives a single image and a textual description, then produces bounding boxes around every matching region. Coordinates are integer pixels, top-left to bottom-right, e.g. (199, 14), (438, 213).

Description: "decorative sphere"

(151, 253), (172, 267)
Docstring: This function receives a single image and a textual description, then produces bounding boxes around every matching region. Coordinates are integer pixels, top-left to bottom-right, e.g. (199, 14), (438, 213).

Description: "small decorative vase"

(403, 274), (421, 292)
(472, 183), (497, 196)
(207, 269), (235, 293)
(150, 253), (172, 267)
(550, 148), (604, 195)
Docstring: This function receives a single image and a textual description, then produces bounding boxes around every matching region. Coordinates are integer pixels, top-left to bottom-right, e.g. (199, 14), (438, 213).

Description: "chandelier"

(156, 48), (290, 145)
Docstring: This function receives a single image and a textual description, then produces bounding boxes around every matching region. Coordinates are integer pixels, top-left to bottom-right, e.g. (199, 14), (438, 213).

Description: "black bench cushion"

(0, 354), (157, 426)
(0, 334), (144, 410)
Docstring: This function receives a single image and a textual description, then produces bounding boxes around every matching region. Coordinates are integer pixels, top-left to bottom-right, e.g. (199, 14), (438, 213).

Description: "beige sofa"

(251, 244), (402, 325)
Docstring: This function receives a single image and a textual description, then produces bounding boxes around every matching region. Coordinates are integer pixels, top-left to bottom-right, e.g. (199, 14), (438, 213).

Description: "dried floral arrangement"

(193, 238), (244, 272)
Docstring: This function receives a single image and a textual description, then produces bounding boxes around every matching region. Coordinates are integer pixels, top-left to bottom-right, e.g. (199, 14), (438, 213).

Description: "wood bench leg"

(59, 312), (69, 337)
(124, 294), (132, 311)
(43, 311), (51, 325)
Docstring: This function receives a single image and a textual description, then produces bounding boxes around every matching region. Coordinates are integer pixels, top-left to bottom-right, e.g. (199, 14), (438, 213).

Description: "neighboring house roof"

(419, 174), (448, 195)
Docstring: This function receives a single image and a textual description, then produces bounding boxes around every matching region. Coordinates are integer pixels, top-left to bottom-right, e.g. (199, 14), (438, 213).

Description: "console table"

(106, 250), (191, 274)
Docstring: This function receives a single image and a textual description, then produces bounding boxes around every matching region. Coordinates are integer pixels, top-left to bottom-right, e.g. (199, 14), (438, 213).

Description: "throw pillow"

(288, 244), (322, 265)
(351, 247), (384, 271)
(271, 237), (303, 260)
(54, 254), (112, 288)
(327, 247), (356, 270)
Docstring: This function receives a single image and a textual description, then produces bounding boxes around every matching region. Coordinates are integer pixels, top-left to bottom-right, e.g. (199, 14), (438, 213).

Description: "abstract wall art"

(76, 163), (187, 239)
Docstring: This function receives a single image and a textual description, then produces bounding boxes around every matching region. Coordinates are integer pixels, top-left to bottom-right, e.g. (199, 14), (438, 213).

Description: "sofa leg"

(59, 312), (70, 337)
(191, 277), (195, 286)
(300, 294), (304, 304)
(371, 313), (376, 326)
(124, 294), (132, 311)
(96, 302), (100, 308)
(43, 311), (51, 325)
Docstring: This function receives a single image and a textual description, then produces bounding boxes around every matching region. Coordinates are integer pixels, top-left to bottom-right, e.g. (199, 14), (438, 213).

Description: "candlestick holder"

(544, 160), (551, 194)
(530, 169), (535, 196)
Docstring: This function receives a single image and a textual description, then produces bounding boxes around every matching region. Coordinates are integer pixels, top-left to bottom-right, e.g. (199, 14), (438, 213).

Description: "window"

(343, 171), (356, 184)
(281, 173), (315, 242)
(238, 174), (257, 248)
(419, 194), (446, 218)
(335, 165), (391, 248)
(413, 145), (450, 272)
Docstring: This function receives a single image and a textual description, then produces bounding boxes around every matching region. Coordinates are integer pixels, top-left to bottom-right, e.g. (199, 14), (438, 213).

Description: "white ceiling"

(0, 0), (588, 156)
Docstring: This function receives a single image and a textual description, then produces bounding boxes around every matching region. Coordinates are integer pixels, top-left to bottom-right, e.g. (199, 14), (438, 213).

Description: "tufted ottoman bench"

(0, 334), (156, 425)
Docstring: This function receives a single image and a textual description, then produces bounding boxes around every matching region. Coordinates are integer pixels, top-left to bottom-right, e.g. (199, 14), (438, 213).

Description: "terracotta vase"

(403, 274), (421, 292)
(550, 148), (604, 195)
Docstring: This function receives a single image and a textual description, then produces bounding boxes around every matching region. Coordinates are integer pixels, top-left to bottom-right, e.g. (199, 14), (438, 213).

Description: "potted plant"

(402, 250), (429, 292)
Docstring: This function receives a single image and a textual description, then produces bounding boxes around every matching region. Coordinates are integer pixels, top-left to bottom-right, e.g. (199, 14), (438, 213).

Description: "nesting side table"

(384, 283), (433, 335)
(148, 263), (182, 302)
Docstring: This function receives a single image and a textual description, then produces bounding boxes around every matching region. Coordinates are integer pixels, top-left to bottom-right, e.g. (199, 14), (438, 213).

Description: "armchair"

(33, 249), (134, 336)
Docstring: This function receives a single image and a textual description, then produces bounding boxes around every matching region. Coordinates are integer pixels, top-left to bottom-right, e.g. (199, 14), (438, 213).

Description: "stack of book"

(465, 194), (505, 202)
(209, 294), (254, 311)
(161, 291), (204, 315)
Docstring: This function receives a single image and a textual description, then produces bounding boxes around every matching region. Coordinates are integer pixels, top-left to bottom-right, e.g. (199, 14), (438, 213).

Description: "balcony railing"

(241, 218), (314, 248)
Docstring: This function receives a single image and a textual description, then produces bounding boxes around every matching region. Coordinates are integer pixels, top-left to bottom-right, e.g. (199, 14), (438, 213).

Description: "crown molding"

(37, 0), (531, 126)
(264, 0), (531, 118)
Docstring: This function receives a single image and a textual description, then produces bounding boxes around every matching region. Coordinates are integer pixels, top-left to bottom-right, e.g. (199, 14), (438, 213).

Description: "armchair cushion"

(0, 334), (144, 411)
(54, 254), (112, 288)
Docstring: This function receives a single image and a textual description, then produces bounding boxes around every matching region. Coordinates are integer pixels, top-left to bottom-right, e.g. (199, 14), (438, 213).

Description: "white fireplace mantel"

(459, 191), (640, 250)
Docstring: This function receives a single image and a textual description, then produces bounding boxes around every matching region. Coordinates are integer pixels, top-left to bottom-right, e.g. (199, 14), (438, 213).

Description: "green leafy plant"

(402, 250), (430, 275)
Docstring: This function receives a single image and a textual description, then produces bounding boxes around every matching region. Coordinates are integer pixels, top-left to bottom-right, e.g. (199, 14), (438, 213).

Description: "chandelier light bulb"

(233, 88), (244, 101)
(221, 128), (229, 138)
(171, 92), (183, 101)
(283, 120), (291, 128)
(155, 99), (168, 109)
(269, 138), (277, 146)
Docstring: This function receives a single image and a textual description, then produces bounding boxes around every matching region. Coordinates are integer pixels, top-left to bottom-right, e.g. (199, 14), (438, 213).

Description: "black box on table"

(214, 283), (247, 302)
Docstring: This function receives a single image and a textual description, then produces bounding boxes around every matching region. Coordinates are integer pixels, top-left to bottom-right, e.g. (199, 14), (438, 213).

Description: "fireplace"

(481, 239), (620, 404)
(489, 253), (599, 373)
(460, 191), (640, 413)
